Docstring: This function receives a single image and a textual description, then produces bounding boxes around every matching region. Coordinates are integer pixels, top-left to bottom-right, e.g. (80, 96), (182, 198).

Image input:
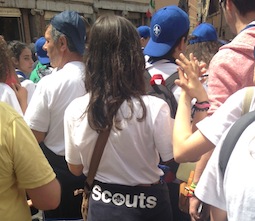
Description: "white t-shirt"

(195, 87), (255, 220)
(0, 83), (23, 115)
(64, 94), (174, 186)
(25, 61), (85, 156)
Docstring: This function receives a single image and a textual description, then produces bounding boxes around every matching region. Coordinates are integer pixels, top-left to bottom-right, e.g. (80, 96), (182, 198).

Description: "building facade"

(0, 0), (233, 43)
(0, 0), (150, 43)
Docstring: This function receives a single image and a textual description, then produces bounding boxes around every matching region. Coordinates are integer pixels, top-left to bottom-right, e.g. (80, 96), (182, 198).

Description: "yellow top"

(0, 102), (56, 220)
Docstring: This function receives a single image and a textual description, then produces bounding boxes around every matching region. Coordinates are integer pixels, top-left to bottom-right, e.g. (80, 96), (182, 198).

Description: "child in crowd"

(8, 40), (36, 104)
(30, 37), (52, 83)
(64, 14), (174, 221)
(0, 36), (27, 114)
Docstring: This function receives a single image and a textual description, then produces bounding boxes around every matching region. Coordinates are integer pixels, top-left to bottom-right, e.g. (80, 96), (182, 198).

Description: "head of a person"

(8, 40), (34, 75)
(189, 23), (218, 44)
(220, 0), (255, 33)
(144, 5), (190, 62)
(186, 23), (223, 65)
(44, 10), (86, 68)
(85, 14), (146, 131)
(0, 36), (15, 82)
(137, 25), (151, 48)
(35, 37), (50, 65)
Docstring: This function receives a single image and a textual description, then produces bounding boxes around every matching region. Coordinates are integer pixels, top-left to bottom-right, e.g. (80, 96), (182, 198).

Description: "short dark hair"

(50, 25), (77, 53)
(223, 0), (255, 16)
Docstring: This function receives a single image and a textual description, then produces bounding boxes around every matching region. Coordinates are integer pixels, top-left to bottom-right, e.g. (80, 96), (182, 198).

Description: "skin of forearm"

(173, 91), (193, 149)
(193, 149), (214, 183)
(173, 91), (197, 162)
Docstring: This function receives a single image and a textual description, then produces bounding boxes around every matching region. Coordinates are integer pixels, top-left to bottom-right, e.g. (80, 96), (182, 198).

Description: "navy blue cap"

(137, 26), (150, 38)
(144, 5), (190, 57)
(189, 23), (217, 44)
(51, 10), (86, 55)
(35, 37), (50, 64)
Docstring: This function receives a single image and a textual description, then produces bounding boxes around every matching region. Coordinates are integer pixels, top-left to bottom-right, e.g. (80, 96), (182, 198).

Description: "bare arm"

(26, 178), (61, 210)
(68, 163), (84, 176)
(31, 129), (46, 144)
(210, 206), (227, 221)
(173, 53), (214, 162)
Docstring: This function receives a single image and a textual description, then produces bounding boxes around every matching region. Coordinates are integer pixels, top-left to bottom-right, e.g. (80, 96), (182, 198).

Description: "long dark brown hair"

(0, 36), (15, 82)
(85, 15), (146, 132)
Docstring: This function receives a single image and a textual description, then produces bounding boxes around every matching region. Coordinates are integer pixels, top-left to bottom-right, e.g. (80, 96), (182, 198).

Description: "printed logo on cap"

(153, 24), (161, 37)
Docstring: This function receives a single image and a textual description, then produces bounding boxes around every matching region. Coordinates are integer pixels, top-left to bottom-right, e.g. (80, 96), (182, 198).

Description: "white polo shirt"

(25, 61), (85, 156)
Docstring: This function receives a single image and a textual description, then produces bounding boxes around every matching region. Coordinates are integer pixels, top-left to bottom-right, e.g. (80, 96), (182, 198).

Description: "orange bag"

(178, 170), (194, 214)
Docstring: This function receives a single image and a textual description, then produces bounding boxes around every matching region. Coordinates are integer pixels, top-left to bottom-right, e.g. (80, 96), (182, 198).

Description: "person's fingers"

(179, 53), (191, 64)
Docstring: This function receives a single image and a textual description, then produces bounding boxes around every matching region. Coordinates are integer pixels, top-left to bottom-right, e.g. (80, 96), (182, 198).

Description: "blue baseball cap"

(35, 37), (50, 64)
(137, 26), (150, 38)
(51, 10), (86, 55)
(189, 23), (217, 44)
(144, 5), (190, 57)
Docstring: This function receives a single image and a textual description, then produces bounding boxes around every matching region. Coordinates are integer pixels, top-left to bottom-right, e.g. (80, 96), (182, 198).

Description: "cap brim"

(143, 38), (173, 57)
(38, 55), (50, 65)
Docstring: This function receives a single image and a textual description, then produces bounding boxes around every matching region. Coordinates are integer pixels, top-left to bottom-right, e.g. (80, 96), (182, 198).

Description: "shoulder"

(142, 95), (170, 113)
(0, 83), (14, 93)
(62, 61), (85, 74)
(0, 102), (22, 124)
(0, 83), (18, 102)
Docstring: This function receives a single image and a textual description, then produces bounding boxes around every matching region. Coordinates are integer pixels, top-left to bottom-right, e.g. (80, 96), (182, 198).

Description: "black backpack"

(144, 70), (178, 119)
(144, 69), (179, 176)
(219, 87), (254, 177)
(219, 110), (255, 177)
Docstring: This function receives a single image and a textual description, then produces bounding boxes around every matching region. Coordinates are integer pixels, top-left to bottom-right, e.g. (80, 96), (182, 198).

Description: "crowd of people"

(0, 0), (255, 220)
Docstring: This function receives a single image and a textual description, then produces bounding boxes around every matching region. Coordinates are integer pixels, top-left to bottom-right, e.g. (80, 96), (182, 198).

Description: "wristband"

(194, 101), (210, 109)
(192, 101), (210, 118)
(185, 182), (197, 197)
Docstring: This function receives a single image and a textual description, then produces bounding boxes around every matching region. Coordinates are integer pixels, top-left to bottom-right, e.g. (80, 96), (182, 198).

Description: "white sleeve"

(1, 87), (23, 116)
(24, 79), (50, 132)
(153, 102), (174, 162)
(195, 134), (227, 210)
(196, 88), (248, 145)
(64, 101), (82, 165)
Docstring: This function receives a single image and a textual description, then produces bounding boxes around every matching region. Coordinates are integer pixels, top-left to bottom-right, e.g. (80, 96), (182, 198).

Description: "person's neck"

(57, 52), (83, 70)
(235, 11), (255, 34)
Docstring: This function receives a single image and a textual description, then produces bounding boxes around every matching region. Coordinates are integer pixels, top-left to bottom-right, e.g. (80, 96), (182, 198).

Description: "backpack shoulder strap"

(219, 87), (254, 177)
(219, 110), (255, 177)
(165, 71), (179, 91)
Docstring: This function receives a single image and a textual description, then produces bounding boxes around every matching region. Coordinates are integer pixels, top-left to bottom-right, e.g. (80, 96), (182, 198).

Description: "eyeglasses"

(253, 46), (255, 60)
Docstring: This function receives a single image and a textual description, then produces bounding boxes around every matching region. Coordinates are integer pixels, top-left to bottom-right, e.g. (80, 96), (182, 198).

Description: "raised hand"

(175, 53), (208, 102)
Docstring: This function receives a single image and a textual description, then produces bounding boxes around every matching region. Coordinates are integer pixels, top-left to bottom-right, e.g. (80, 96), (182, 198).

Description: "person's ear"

(179, 37), (187, 52)
(11, 57), (19, 67)
(58, 36), (67, 50)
